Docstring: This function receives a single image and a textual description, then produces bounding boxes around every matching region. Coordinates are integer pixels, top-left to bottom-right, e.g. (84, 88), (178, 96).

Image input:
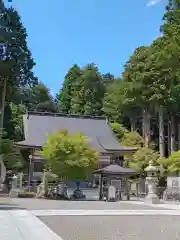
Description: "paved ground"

(40, 215), (180, 240)
(0, 210), (62, 240)
(10, 198), (171, 210)
(2, 198), (180, 239)
(0, 198), (25, 210)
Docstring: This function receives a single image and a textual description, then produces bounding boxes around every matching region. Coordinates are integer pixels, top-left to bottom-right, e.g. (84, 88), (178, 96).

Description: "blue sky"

(5, 0), (166, 95)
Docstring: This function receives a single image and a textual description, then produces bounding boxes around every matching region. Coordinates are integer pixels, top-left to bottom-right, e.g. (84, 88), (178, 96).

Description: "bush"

(18, 191), (35, 198)
(163, 188), (180, 202)
(121, 131), (144, 148)
(128, 147), (159, 176)
(110, 122), (128, 139)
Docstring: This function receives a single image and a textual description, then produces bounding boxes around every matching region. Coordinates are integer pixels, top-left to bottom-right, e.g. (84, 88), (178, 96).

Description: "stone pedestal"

(145, 193), (160, 204)
(9, 189), (19, 198)
(145, 177), (160, 204)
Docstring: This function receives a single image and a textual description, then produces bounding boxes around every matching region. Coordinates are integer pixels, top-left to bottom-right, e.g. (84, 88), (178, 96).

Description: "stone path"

(32, 208), (180, 216)
(9, 198), (172, 210)
(1, 200), (180, 239)
(0, 210), (62, 240)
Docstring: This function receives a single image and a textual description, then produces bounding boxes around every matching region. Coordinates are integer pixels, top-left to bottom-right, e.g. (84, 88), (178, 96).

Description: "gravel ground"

(11, 198), (171, 210)
(40, 215), (180, 240)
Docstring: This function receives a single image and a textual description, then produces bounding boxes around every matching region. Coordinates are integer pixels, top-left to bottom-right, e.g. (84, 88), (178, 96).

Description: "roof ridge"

(96, 136), (107, 151)
(27, 111), (106, 120)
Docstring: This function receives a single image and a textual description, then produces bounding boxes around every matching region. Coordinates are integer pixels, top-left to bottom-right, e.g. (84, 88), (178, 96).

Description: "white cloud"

(146, 0), (160, 7)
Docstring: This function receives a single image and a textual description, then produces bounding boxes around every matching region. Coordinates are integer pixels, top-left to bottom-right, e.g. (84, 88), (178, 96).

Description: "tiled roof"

(15, 112), (137, 153)
(93, 164), (137, 175)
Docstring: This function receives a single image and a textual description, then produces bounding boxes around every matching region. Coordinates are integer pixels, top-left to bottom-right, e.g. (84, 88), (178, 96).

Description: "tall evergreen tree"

(56, 64), (82, 113)
(32, 82), (56, 112)
(123, 46), (154, 147)
(0, 4), (37, 140)
(71, 63), (105, 116)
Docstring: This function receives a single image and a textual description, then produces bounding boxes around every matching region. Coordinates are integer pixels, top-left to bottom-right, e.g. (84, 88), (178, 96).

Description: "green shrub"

(18, 191), (35, 198)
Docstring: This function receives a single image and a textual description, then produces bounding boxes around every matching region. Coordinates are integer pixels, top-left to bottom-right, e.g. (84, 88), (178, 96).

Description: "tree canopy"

(129, 147), (160, 176)
(3, 1), (180, 174)
(41, 130), (99, 180)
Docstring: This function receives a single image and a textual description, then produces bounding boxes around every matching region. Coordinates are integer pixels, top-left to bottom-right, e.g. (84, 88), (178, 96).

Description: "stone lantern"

(9, 174), (19, 198)
(144, 160), (160, 204)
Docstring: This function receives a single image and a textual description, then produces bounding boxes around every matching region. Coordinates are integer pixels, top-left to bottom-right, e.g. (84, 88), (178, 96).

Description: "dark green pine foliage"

(32, 82), (56, 112)
(56, 64), (82, 113)
(161, 0), (180, 34)
(5, 7), (37, 87)
(159, 0), (180, 114)
(69, 71), (85, 115)
(103, 79), (124, 122)
(102, 73), (115, 87)
(71, 63), (105, 116)
(0, 4), (37, 141)
(12, 86), (35, 110)
(0, 6), (37, 100)
(3, 103), (14, 139)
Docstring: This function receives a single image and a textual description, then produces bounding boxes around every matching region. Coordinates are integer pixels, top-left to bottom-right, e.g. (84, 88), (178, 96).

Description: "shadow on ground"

(0, 203), (25, 210)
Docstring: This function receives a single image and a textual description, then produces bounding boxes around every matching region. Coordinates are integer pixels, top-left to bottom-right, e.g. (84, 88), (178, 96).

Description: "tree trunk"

(167, 120), (171, 156)
(130, 117), (136, 132)
(170, 115), (176, 153)
(0, 78), (7, 140)
(0, 78), (7, 187)
(159, 105), (165, 157)
(142, 109), (145, 139)
(178, 123), (180, 150)
(142, 108), (151, 148)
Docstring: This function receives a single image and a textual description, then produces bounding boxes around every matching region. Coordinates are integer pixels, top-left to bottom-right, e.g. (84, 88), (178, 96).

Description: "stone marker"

(9, 174), (19, 198)
(18, 172), (24, 190)
(108, 185), (116, 201)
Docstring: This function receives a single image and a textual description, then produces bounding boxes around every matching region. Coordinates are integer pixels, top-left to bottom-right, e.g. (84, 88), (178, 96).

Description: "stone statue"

(36, 170), (48, 198)
(18, 172), (24, 190)
(9, 174), (19, 198)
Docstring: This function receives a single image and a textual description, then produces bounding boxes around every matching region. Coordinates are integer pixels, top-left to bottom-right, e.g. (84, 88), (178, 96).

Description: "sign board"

(167, 176), (180, 189)
(108, 185), (116, 201)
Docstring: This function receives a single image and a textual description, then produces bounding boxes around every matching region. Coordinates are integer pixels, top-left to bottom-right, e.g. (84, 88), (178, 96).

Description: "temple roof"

(92, 164), (137, 175)
(15, 111), (137, 153)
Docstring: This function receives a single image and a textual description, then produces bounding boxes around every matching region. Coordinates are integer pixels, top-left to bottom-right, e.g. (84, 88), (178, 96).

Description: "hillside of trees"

(1, 0), (180, 173)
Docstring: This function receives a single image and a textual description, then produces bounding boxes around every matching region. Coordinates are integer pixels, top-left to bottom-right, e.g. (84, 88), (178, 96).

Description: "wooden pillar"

(99, 174), (103, 200)
(28, 149), (35, 189)
(178, 123), (180, 150)
(168, 120), (171, 156)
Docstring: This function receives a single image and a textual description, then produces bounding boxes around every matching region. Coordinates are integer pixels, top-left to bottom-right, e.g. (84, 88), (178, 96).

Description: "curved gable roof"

(15, 112), (137, 153)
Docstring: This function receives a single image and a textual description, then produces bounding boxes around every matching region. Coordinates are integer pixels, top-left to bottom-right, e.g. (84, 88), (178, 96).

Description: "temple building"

(13, 111), (137, 180)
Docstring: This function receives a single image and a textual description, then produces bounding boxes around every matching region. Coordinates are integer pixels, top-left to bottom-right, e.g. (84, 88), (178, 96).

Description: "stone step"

(0, 189), (9, 198)
(0, 193), (8, 198)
